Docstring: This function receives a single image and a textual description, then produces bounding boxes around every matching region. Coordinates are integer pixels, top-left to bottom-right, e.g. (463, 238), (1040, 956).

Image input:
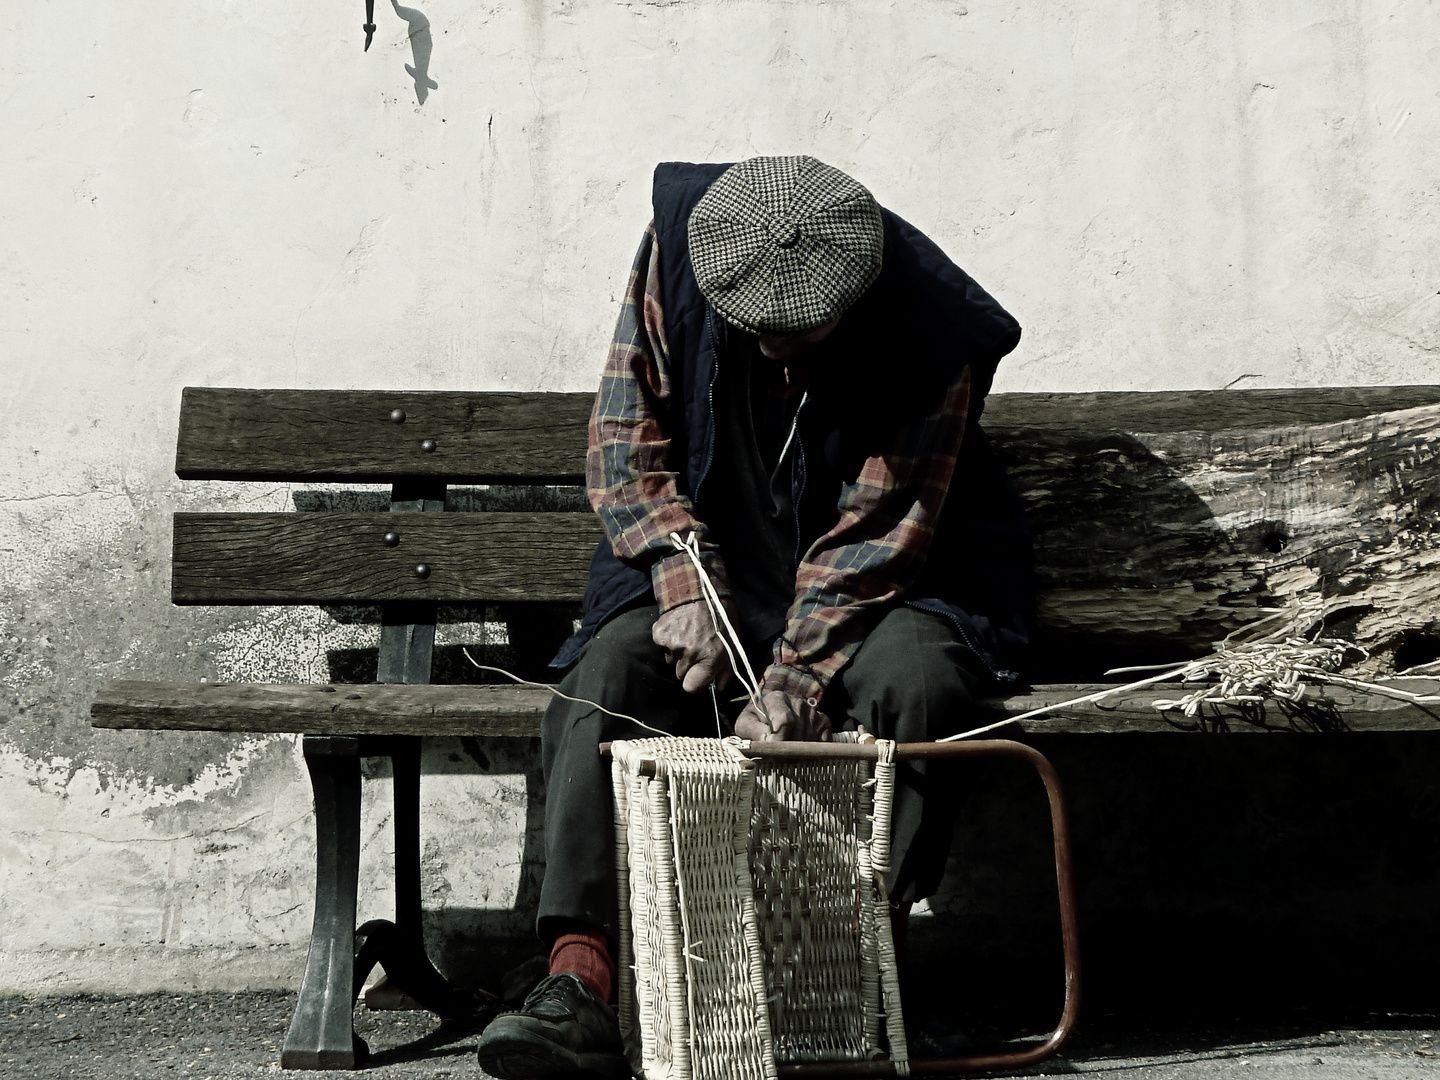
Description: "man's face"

(756, 319), (839, 361)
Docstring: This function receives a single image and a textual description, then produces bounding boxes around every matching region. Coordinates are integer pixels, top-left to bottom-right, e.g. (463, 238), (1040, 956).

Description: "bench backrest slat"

(176, 387), (594, 483)
(176, 386), (1440, 485)
(171, 512), (601, 605)
(980, 385), (1440, 432)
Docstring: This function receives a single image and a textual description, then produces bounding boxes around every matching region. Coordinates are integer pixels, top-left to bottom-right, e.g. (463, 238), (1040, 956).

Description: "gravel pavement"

(1, 992), (1436, 1079)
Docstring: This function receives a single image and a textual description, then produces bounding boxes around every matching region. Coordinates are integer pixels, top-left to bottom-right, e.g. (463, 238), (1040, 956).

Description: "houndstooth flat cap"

(688, 156), (884, 335)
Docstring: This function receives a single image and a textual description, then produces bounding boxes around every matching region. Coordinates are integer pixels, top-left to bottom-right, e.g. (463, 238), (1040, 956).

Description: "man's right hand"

(652, 600), (734, 694)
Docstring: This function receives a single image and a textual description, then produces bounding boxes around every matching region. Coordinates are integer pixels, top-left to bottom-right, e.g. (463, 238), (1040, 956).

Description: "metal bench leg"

(282, 736), (368, 1070)
(353, 736), (458, 1016)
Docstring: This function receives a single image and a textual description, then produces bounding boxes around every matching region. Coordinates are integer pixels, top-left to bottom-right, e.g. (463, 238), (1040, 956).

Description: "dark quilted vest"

(552, 162), (1035, 681)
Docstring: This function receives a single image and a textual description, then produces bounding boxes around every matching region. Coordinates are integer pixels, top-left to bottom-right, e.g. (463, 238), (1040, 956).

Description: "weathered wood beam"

(177, 386), (1440, 483)
(91, 681), (550, 738)
(982, 385), (1440, 433)
(90, 679), (1440, 736)
(986, 389), (1440, 670)
(175, 388), (594, 483)
(171, 511), (600, 604)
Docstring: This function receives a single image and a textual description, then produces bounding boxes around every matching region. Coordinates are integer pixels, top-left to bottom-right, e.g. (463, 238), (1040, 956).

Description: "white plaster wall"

(2, 0), (1439, 992)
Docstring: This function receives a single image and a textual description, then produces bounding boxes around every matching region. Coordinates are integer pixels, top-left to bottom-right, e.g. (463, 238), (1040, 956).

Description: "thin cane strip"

(868, 744), (909, 1071)
(669, 531), (764, 709)
(611, 757), (641, 1070)
(671, 755), (772, 1080)
(616, 744), (681, 1080)
(626, 765), (668, 1074)
(735, 770), (780, 1080)
(807, 762), (866, 1059)
(463, 652), (676, 736)
(648, 770), (692, 1080)
(619, 739), (775, 1080)
(1397, 657), (1440, 676)
(640, 772), (669, 1076)
(937, 665), (1194, 741)
(752, 758), (869, 1062)
(855, 761), (882, 1054)
(663, 757), (702, 1080)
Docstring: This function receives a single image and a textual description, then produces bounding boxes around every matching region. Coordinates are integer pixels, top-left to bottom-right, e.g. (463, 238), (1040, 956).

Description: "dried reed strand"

(941, 596), (1440, 740)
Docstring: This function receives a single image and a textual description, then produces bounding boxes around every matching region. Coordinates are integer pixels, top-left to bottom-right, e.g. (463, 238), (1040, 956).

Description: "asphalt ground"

(1, 992), (1437, 1080)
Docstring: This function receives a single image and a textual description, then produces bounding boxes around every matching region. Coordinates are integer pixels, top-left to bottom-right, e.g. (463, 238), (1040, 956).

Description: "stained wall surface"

(3, 1), (1440, 994)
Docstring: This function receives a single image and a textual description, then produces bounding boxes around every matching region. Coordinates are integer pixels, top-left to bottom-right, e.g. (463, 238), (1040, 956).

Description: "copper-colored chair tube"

(599, 738), (1082, 1076)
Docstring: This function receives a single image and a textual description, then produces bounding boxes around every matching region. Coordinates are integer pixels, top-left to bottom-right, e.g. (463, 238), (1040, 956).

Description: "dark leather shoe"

(476, 972), (631, 1079)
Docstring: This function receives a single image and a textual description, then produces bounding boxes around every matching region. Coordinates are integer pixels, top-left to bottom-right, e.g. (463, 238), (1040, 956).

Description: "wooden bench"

(91, 384), (1440, 1070)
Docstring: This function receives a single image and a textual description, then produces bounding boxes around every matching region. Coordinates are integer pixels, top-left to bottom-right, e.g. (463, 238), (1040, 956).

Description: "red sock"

(548, 922), (615, 1003)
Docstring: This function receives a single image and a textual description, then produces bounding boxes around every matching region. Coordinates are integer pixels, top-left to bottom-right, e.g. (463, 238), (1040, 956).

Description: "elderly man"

(477, 156), (1034, 1080)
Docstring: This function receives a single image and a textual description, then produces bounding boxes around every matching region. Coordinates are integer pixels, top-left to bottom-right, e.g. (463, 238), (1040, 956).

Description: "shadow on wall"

(392, 0), (439, 105)
(399, 738), (549, 987)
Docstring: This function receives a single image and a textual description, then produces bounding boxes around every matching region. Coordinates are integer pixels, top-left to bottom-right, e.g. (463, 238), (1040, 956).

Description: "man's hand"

(735, 691), (832, 743)
(651, 601), (734, 694)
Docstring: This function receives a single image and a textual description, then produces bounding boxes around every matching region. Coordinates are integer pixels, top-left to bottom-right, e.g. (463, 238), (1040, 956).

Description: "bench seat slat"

(176, 388), (594, 482)
(172, 511), (602, 604)
(90, 680), (1440, 737)
(91, 681), (553, 737)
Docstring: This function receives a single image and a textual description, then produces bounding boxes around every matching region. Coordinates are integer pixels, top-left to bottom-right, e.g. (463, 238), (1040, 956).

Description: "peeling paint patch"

(0, 735), (540, 981)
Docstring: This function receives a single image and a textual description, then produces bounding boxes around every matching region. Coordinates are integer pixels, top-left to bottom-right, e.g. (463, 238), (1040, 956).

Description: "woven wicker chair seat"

(611, 735), (908, 1080)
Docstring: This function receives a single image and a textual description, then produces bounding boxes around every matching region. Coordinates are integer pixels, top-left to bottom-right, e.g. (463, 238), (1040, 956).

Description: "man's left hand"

(735, 691), (831, 743)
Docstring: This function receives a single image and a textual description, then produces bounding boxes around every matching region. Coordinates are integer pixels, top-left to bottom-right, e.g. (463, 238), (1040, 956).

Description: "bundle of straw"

(943, 596), (1440, 740)
(1142, 597), (1440, 722)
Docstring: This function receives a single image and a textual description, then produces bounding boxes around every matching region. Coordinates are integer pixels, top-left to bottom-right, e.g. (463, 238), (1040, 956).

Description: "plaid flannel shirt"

(588, 224), (972, 704)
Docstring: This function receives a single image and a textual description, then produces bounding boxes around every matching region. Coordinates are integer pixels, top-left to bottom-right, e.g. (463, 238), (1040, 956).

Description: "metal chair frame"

(611, 738), (1081, 1077)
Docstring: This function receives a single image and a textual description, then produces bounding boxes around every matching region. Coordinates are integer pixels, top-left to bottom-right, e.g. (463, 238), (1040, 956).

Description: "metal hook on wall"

(363, 0), (377, 51)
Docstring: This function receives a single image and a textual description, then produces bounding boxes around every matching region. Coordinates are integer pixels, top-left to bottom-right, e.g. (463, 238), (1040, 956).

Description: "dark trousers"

(537, 604), (986, 946)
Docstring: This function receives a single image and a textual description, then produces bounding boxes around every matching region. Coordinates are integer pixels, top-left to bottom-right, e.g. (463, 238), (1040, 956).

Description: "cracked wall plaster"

(3, 0), (1440, 992)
